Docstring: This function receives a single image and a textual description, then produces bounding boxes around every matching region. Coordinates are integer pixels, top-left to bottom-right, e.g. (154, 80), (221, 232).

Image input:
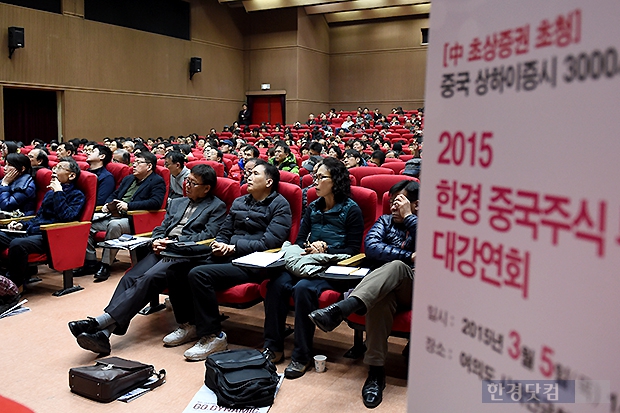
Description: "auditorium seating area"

(0, 106), (421, 412)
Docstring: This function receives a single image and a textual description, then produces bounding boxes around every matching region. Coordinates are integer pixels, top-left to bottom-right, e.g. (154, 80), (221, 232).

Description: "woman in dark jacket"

(0, 153), (36, 216)
(263, 157), (364, 379)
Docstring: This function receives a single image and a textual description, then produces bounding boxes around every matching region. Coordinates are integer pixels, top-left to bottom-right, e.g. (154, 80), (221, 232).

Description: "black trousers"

(0, 232), (45, 288)
(104, 252), (183, 335)
(166, 257), (265, 338)
(263, 271), (339, 364)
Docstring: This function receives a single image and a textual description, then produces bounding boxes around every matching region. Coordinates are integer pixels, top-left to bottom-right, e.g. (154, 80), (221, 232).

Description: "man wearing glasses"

(0, 158), (85, 291)
(77, 151), (166, 282)
(68, 164), (227, 355)
(164, 151), (190, 200)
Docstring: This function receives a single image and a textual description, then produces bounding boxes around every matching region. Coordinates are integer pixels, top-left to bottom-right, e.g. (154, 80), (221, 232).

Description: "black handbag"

(205, 349), (279, 408)
(69, 357), (165, 403)
(165, 241), (212, 257)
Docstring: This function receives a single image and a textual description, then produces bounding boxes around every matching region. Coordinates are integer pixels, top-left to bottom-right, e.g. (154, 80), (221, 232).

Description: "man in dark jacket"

(309, 179), (419, 409)
(163, 160), (292, 361)
(0, 157), (85, 289)
(79, 151), (166, 282)
(85, 144), (115, 206)
(68, 164), (227, 355)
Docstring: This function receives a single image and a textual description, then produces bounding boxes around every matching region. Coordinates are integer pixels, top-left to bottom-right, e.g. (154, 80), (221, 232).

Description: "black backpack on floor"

(204, 349), (279, 408)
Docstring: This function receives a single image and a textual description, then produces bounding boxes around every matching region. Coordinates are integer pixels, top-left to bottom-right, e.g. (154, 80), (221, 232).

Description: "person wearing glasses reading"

(262, 157), (364, 379)
(0, 158), (85, 292)
(68, 164), (227, 355)
(77, 151), (166, 282)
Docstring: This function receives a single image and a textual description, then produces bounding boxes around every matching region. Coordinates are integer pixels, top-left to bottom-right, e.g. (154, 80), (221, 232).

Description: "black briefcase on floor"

(69, 357), (165, 403)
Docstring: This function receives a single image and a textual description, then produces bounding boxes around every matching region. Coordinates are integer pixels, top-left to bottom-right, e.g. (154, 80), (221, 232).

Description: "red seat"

(186, 160), (225, 178)
(347, 166), (393, 186)
(217, 182), (303, 309)
(380, 162), (406, 175)
(360, 175), (419, 217)
(105, 162), (132, 189)
(127, 166), (170, 234)
(14, 170), (98, 296)
(280, 185), (378, 310)
(279, 170), (300, 186)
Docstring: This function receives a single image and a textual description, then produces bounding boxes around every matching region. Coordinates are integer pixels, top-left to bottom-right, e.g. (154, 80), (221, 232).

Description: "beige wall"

(329, 17), (428, 112)
(0, 0), (245, 140)
(0, 1), (427, 141)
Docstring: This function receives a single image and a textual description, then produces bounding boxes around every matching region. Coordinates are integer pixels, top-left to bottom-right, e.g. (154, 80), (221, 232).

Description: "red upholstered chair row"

(360, 175), (419, 217)
(0, 169), (98, 296)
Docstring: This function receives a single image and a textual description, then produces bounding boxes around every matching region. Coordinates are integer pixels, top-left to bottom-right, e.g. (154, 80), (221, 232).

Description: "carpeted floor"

(0, 250), (409, 413)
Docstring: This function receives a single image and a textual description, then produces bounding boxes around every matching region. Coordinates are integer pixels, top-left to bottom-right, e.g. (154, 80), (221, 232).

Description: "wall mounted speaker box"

(9, 27), (25, 49)
(190, 57), (201, 74)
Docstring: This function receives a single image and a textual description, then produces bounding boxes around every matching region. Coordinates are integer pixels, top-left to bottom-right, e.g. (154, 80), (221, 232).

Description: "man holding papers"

(164, 160), (292, 361)
(68, 164), (226, 355)
(309, 180), (419, 409)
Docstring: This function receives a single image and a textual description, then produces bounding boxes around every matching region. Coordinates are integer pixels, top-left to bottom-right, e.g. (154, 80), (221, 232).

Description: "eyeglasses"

(185, 178), (205, 188)
(52, 163), (71, 172)
(313, 174), (332, 182)
(132, 160), (148, 166)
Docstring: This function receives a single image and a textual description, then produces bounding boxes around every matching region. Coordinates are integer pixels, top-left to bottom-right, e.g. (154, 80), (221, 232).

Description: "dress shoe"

(68, 317), (99, 338)
(308, 303), (344, 333)
(284, 359), (311, 380)
(73, 261), (100, 277)
(93, 264), (110, 283)
(76, 331), (111, 355)
(262, 347), (284, 364)
(362, 369), (386, 409)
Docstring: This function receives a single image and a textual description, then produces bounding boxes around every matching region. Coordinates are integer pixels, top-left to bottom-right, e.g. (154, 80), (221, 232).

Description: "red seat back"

(154, 166), (170, 208)
(279, 170), (300, 186)
(105, 162), (132, 189)
(380, 162), (406, 175)
(211, 177), (240, 213)
(240, 182), (302, 243)
(348, 166), (393, 185)
(186, 160), (225, 177)
(361, 175), (419, 217)
(34, 168), (53, 210)
(76, 170), (98, 221)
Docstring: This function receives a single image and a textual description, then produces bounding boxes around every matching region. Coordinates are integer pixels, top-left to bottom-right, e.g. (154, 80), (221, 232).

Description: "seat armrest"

(339, 253), (366, 267)
(0, 216), (34, 225)
(127, 209), (166, 216)
(40, 221), (85, 230)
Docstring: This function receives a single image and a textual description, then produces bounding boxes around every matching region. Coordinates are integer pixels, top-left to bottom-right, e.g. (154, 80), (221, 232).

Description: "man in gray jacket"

(68, 164), (227, 355)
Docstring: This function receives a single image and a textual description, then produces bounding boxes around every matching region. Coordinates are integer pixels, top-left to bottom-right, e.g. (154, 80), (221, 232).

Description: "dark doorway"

(3, 88), (58, 144)
(248, 95), (285, 125)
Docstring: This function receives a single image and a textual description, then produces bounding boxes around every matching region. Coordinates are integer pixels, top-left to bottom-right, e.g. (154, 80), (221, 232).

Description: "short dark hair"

(253, 159), (280, 193)
(94, 144), (112, 165)
(190, 164), (217, 191)
(274, 141), (291, 155)
(32, 148), (49, 167)
(344, 149), (363, 166)
(370, 150), (386, 165)
(309, 142), (323, 155)
(59, 142), (76, 155)
(319, 157), (351, 204)
(59, 156), (81, 181)
(4, 141), (18, 155)
(165, 150), (186, 166)
(136, 151), (157, 170)
(243, 145), (260, 158)
(389, 180), (420, 202)
(6, 153), (32, 175)
(328, 145), (342, 159)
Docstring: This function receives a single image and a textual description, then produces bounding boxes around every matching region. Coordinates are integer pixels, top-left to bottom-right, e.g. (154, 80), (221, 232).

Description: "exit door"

(248, 95), (285, 125)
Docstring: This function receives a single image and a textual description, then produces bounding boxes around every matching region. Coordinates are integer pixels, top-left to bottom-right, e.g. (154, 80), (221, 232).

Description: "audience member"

(0, 153), (36, 216)
(86, 144), (115, 206)
(164, 151), (190, 200)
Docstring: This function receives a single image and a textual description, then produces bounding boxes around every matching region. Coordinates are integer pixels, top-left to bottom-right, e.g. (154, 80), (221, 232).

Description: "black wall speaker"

(190, 57), (201, 79)
(9, 27), (24, 48)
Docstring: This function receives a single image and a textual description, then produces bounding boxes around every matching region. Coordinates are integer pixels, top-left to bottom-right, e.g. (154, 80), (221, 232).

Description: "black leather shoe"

(308, 303), (344, 333)
(284, 359), (311, 380)
(262, 348), (284, 364)
(93, 264), (110, 283)
(76, 331), (111, 355)
(74, 261), (100, 277)
(362, 370), (386, 409)
(68, 317), (99, 338)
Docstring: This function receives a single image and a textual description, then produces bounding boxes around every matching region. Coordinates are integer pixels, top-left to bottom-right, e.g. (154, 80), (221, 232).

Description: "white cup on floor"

(314, 355), (327, 373)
